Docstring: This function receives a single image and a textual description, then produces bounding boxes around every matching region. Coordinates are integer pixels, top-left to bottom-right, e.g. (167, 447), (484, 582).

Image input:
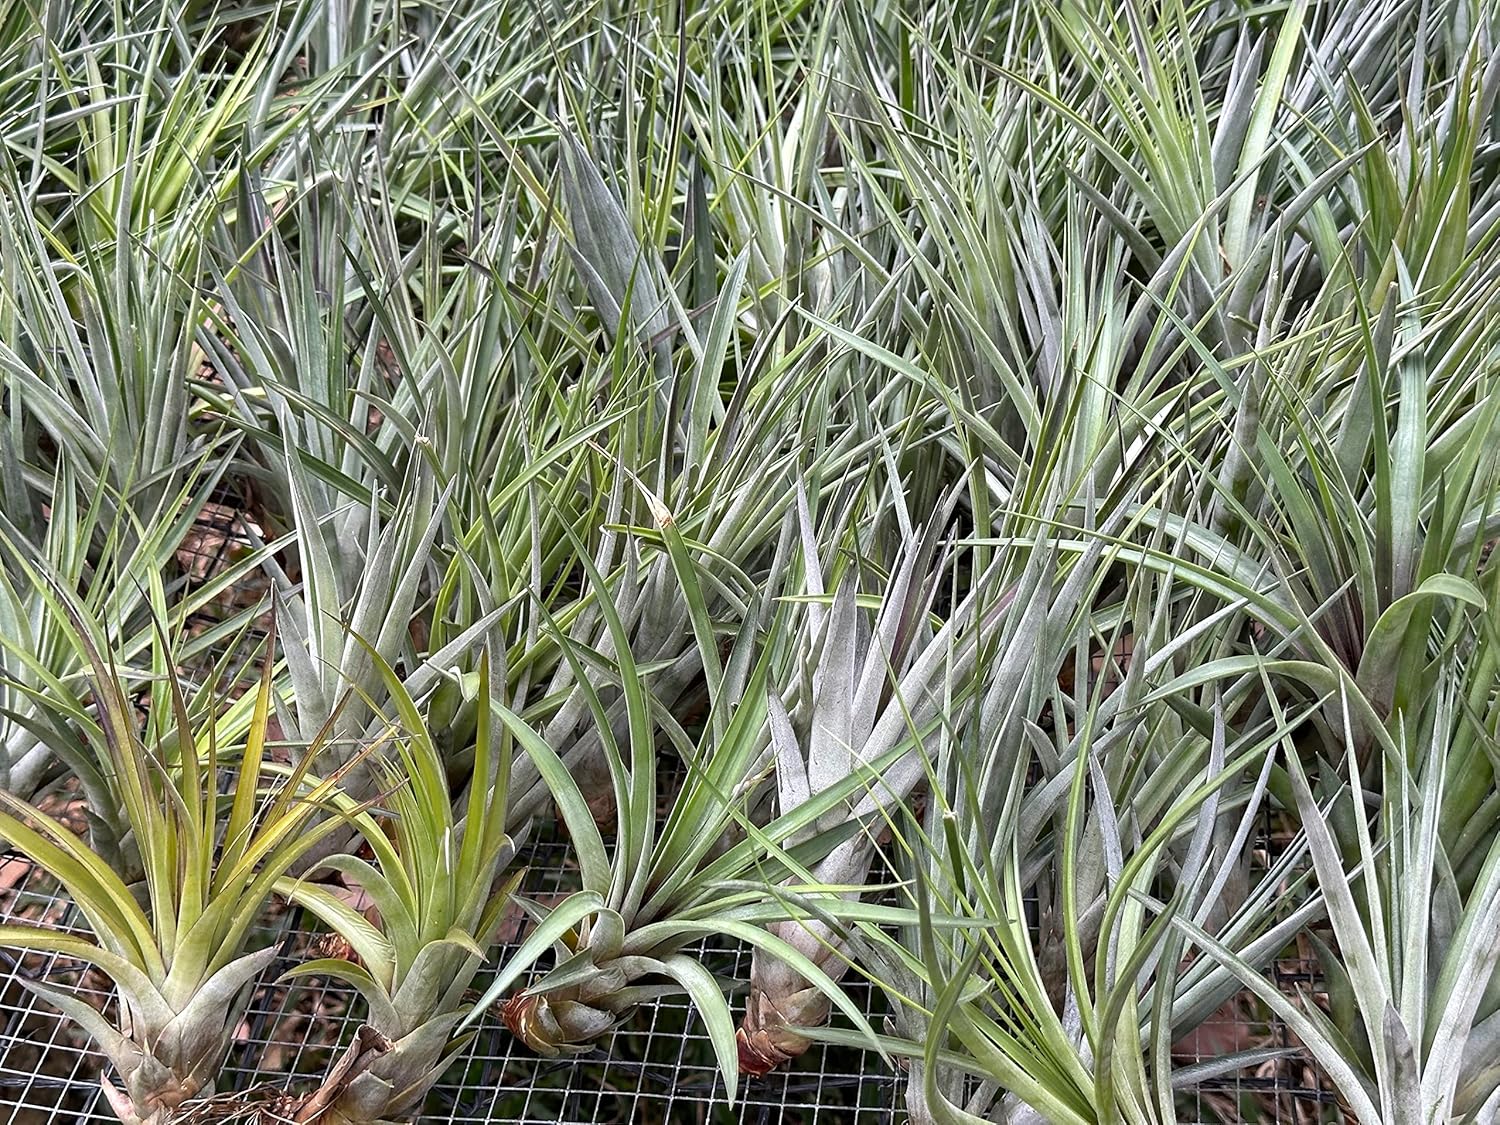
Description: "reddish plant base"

(735, 1027), (801, 1078)
(499, 993), (548, 1054)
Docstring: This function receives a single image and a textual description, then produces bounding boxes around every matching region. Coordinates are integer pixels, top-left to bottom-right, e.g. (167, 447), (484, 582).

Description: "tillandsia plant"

(206, 171), (492, 752)
(0, 593), (365, 1125)
(1176, 582), (1500, 1125)
(1, 0), (1499, 1120)
(0, 118), (248, 553)
(0, 472), (178, 806)
(200, 168), (517, 849)
(461, 502), (910, 1099)
(493, 121), (769, 825)
(869, 695), (1316, 1125)
(270, 647), (598, 1125)
(738, 489), (1002, 1075)
(853, 514), (1327, 1124)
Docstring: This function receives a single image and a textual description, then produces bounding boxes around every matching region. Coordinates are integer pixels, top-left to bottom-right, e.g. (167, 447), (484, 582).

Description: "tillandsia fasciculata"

(0, 595), (366, 1125)
(738, 489), (1010, 1074)
(496, 121), (818, 830)
(0, 460), (274, 861)
(271, 647), (589, 1125)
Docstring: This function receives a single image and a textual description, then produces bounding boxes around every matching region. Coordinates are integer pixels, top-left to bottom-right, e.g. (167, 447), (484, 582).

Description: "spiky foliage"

(2, 0), (1500, 1120)
(273, 649), (568, 1124)
(739, 490), (995, 1074)
(0, 597), (360, 1125)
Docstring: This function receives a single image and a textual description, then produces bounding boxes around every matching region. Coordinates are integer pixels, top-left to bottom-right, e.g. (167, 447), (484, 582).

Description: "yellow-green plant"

(0, 598), (363, 1125)
(275, 648), (597, 1124)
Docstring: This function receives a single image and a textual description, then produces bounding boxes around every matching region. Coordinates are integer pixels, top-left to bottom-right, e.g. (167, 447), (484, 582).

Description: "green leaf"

(491, 701), (610, 897)
(1355, 575), (1485, 711)
(660, 954), (739, 1102)
(459, 891), (606, 1030)
(277, 878), (397, 990)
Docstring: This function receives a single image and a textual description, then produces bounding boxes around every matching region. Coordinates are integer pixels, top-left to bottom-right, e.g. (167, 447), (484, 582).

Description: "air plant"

(737, 490), (1002, 1074)
(205, 172), (501, 777)
(2, 0), (1500, 1122)
(1176, 583), (1500, 1124)
(0, 593), (364, 1125)
(855, 523), (1326, 1124)
(462, 500), (903, 1099)
(494, 123), (755, 824)
(0, 472), (166, 806)
(273, 647), (596, 1124)
(0, 130), (239, 549)
(865, 695), (1316, 1125)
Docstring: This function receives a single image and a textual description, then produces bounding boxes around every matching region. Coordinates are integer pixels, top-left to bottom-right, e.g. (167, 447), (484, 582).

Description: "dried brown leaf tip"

(306, 931), (359, 967)
(286, 1026), (393, 1123)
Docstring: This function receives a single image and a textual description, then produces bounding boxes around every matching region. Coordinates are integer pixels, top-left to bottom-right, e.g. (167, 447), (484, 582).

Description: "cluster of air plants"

(1, 0), (1499, 1122)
